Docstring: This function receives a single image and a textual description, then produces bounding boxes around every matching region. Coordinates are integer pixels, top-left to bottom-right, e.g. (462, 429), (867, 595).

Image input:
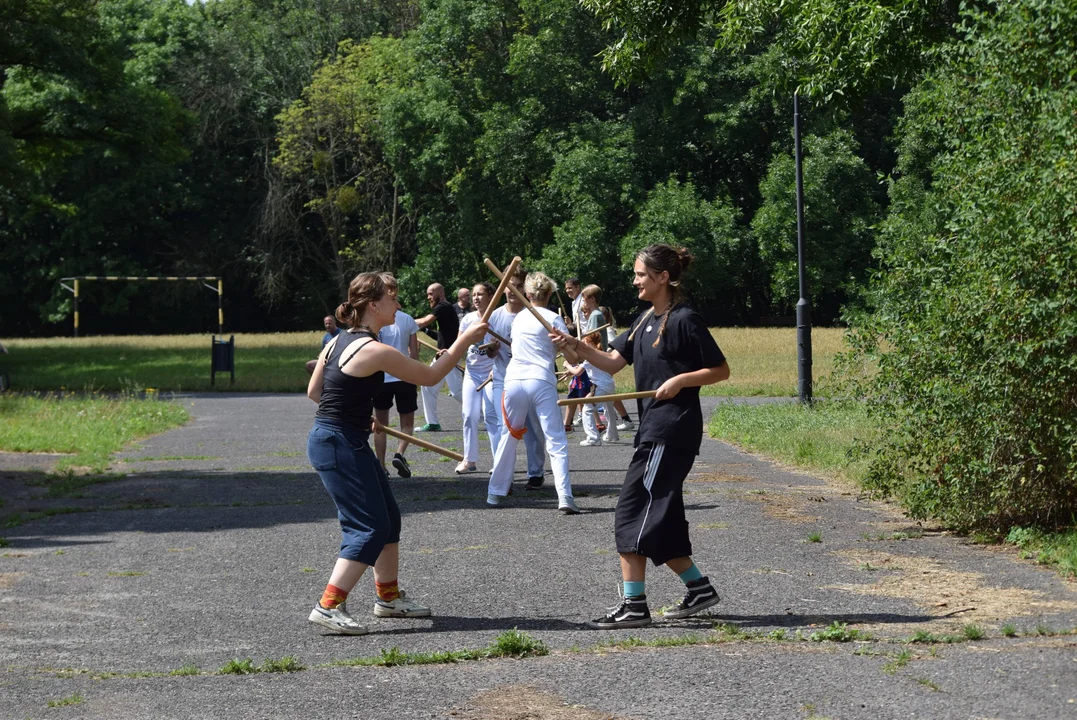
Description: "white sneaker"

(558, 497), (581, 514)
(602, 433), (619, 443)
(455, 461), (477, 475)
(616, 419), (634, 431)
(486, 493), (502, 507)
(580, 438), (602, 447)
(572, 415), (582, 426)
(309, 602), (369, 635)
(373, 590), (432, 618)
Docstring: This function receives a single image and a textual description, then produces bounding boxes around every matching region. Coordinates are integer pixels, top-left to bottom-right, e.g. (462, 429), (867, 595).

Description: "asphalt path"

(2, 392), (1076, 719)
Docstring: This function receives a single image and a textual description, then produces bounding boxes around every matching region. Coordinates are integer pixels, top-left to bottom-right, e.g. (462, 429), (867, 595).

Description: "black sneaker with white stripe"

(663, 576), (720, 619)
(588, 595), (652, 629)
(391, 453), (412, 478)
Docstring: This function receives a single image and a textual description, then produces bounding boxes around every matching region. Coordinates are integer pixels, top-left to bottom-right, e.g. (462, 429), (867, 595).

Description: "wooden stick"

(554, 289), (569, 319)
(478, 341), (498, 352)
(484, 258), (556, 333)
(480, 256), (521, 324)
(476, 370), (495, 392)
(415, 332), (465, 374)
(487, 328), (510, 345)
(557, 390), (657, 407)
(373, 420), (463, 461)
(581, 323), (610, 339)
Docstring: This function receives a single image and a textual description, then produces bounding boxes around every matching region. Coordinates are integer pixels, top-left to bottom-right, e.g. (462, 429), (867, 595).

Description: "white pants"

(461, 371), (502, 463)
(583, 374), (619, 442)
(421, 361), (462, 425)
(523, 405), (546, 477)
(488, 378), (571, 502)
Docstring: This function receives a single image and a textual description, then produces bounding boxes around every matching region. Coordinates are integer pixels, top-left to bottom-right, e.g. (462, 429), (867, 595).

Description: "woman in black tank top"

(305, 271), (489, 636)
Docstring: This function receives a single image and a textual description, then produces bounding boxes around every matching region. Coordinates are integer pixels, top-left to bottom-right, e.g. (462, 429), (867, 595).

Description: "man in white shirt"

(375, 291), (420, 478)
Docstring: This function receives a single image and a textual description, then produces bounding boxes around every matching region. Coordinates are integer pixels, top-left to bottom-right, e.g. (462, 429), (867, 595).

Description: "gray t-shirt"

(584, 308), (607, 351)
(378, 310), (419, 384)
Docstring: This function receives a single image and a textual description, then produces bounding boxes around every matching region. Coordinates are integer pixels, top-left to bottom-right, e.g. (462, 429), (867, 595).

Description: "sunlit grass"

(5, 327), (847, 396)
(0, 394), (189, 470)
(612, 327), (847, 397)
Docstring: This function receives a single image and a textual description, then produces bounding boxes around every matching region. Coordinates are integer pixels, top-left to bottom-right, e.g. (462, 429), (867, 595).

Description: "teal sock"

(623, 580), (645, 598)
(678, 564), (703, 584)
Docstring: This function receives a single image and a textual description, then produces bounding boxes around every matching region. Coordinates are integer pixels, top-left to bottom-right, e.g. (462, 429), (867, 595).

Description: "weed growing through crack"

(806, 531), (823, 543)
(962, 624), (985, 641)
(170, 663), (201, 676)
(915, 677), (940, 691)
(260, 656), (304, 673)
(47, 694), (84, 708)
(882, 649), (914, 674)
(218, 658), (257, 675)
(1001, 624), (1018, 637)
(808, 622), (870, 642)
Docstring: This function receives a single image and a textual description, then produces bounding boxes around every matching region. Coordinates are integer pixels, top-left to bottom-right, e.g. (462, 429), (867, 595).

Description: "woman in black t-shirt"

(551, 244), (730, 629)
(306, 272), (488, 635)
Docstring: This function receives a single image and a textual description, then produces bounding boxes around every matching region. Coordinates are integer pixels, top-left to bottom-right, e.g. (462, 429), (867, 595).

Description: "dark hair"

(599, 305), (615, 326)
(634, 244), (694, 347)
(472, 281), (495, 296)
(511, 266), (527, 283)
(566, 277), (580, 287)
(379, 272), (398, 294)
(336, 272), (388, 329)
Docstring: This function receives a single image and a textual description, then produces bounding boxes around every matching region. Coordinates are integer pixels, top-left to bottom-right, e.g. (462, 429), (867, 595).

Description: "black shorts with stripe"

(615, 441), (695, 566)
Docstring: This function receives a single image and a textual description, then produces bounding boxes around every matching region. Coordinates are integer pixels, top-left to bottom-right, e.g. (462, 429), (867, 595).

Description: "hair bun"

(676, 246), (694, 271)
(335, 302), (354, 325)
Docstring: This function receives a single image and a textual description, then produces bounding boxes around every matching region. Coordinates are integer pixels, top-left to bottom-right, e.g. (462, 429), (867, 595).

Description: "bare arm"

(343, 321), (489, 386)
(306, 340), (334, 403)
(654, 362), (730, 400)
(415, 313), (437, 329)
(408, 333), (419, 360)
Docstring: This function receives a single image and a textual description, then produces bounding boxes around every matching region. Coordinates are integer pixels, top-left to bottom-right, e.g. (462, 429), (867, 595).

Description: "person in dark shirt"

(551, 244), (730, 629)
(415, 283), (462, 431)
(305, 272), (487, 635)
(305, 316), (343, 374)
(454, 287), (472, 319)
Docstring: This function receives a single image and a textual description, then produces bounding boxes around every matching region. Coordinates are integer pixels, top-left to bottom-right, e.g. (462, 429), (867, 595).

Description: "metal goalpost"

(58, 276), (224, 337)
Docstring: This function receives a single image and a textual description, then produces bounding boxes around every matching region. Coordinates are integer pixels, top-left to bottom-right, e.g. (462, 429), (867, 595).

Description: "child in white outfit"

(575, 333), (619, 446)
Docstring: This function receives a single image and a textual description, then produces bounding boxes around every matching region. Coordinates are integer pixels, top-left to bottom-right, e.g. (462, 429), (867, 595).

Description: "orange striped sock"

(375, 579), (399, 602)
(319, 583), (348, 609)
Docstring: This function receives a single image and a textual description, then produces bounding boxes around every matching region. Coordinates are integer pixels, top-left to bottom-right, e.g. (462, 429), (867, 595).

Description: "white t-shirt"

(379, 310), (419, 384)
(584, 360), (614, 389)
(505, 307), (568, 384)
(488, 305), (516, 381)
(459, 310), (497, 379)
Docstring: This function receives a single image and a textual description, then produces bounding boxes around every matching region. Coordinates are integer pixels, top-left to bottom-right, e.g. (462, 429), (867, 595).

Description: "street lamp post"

(794, 91), (813, 404)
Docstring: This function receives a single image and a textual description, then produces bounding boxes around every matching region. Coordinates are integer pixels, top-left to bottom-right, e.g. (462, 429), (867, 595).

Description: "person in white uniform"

(488, 267), (549, 489)
(487, 272), (579, 514)
(456, 282), (503, 474)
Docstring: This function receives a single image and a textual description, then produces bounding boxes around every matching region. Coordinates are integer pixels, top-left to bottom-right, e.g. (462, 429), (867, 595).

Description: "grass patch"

(915, 677), (940, 691)
(808, 622), (871, 642)
(4, 328), (846, 396)
(806, 531), (823, 543)
(169, 663), (201, 676)
(1005, 526), (1077, 578)
(0, 394), (188, 471)
(218, 658), (257, 675)
(326, 629), (549, 668)
(259, 656), (304, 673)
(708, 399), (874, 483)
(1000, 623), (1017, 637)
(46, 694), (84, 708)
(882, 648), (914, 674)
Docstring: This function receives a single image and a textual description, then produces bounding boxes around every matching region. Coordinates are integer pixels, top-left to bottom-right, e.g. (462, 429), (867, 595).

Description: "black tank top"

(315, 329), (384, 432)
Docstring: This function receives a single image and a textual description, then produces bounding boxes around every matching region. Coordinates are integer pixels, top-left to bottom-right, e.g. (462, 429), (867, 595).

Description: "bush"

(845, 0), (1077, 531)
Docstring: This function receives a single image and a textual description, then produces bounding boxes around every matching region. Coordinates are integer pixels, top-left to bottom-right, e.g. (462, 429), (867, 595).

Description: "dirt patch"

(0, 572), (22, 589)
(447, 685), (630, 720)
(739, 489), (820, 524)
(685, 472), (758, 484)
(828, 549), (1077, 630)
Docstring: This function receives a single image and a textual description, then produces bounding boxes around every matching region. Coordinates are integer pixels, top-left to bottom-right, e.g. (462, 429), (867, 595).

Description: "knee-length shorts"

(307, 420), (401, 565)
(615, 441), (695, 566)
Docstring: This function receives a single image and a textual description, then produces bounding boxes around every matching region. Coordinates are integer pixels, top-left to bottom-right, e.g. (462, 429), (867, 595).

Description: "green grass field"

(3, 327), (847, 396)
(0, 394), (189, 471)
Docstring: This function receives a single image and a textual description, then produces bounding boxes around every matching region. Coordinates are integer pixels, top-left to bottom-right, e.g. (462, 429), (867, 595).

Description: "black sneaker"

(588, 595), (652, 629)
(525, 476), (544, 490)
(663, 576), (720, 619)
(391, 453), (412, 478)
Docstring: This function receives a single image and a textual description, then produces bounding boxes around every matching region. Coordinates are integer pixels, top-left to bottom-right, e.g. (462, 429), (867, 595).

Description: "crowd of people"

(303, 244), (730, 635)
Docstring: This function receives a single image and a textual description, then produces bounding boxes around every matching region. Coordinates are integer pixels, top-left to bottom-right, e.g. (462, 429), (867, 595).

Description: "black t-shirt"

(431, 300), (460, 349)
(610, 304), (726, 454)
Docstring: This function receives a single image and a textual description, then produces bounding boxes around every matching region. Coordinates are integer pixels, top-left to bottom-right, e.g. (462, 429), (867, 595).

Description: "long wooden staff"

(484, 258), (581, 364)
(554, 289), (569, 320)
(415, 332), (465, 374)
(481, 256), (521, 324)
(373, 420), (463, 461)
(557, 390), (657, 407)
(581, 323), (610, 339)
